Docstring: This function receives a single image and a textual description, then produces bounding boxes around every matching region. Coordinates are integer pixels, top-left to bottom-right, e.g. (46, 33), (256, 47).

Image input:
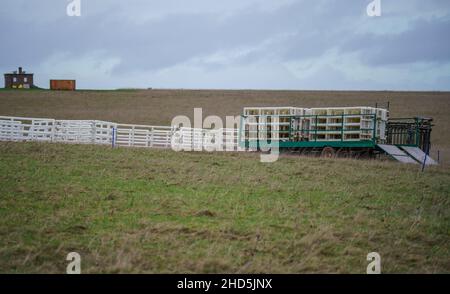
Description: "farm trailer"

(239, 106), (437, 165)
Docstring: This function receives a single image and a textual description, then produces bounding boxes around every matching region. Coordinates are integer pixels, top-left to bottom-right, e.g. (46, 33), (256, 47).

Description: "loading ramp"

(401, 146), (438, 166)
(377, 144), (419, 164)
(377, 144), (438, 165)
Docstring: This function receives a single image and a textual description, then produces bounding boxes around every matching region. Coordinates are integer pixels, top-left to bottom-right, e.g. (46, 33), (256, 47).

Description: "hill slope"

(0, 142), (448, 273)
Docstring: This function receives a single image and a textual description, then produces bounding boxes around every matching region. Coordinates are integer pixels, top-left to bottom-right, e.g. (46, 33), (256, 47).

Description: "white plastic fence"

(0, 117), (56, 142)
(0, 116), (116, 145)
(171, 127), (243, 151)
(53, 120), (116, 144)
(115, 123), (173, 148)
(0, 115), (242, 151)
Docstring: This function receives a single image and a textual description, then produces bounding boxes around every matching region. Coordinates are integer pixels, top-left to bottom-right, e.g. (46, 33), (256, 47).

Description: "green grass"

(0, 142), (449, 273)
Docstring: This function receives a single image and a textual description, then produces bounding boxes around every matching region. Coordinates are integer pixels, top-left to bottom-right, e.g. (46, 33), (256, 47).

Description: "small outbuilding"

(50, 80), (76, 91)
(4, 67), (35, 89)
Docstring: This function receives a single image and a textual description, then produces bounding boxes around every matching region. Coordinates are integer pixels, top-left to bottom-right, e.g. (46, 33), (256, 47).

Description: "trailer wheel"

(321, 147), (336, 158)
(336, 149), (349, 158)
(359, 149), (374, 159)
(350, 150), (361, 159)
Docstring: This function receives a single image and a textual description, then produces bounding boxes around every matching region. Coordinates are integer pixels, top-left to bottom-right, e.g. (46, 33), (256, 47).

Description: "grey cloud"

(1, 0), (450, 90)
(344, 17), (450, 66)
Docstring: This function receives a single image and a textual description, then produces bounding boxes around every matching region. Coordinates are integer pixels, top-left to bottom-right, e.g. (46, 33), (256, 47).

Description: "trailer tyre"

(321, 147), (336, 158)
(336, 149), (350, 158)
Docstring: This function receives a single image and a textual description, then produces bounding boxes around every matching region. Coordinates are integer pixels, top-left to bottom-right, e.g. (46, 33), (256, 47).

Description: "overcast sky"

(1, 0), (449, 90)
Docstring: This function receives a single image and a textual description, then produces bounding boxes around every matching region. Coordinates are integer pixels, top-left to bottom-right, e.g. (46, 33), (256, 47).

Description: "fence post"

(421, 142), (430, 172)
(112, 127), (116, 148)
(150, 127), (154, 148)
(51, 120), (55, 142)
(91, 121), (96, 144)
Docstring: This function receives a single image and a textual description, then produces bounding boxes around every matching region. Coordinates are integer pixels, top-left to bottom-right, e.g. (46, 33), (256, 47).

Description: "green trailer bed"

(238, 112), (433, 161)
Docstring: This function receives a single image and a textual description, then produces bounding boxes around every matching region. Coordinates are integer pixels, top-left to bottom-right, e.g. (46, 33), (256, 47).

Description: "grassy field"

(0, 89), (449, 162)
(0, 89), (449, 273)
(0, 142), (449, 273)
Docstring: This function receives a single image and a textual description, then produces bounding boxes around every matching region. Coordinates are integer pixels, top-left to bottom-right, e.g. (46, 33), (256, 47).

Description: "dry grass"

(0, 89), (449, 162)
(0, 89), (449, 273)
(0, 142), (449, 273)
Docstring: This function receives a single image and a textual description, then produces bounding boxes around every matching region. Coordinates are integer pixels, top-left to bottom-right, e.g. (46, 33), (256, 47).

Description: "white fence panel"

(220, 128), (245, 151)
(0, 116), (55, 142)
(54, 120), (95, 144)
(94, 121), (116, 145)
(30, 119), (55, 142)
(172, 127), (242, 151)
(0, 119), (23, 141)
(115, 124), (173, 148)
(52, 120), (116, 145)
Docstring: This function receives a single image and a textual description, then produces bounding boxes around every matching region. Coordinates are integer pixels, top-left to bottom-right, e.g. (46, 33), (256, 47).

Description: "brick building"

(4, 67), (35, 89)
